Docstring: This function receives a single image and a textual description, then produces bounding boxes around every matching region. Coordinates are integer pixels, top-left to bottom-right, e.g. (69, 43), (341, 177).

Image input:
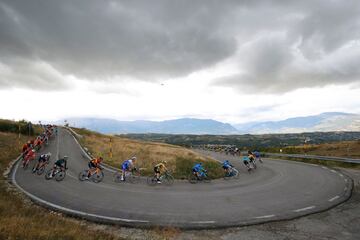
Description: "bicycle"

(22, 155), (34, 170)
(79, 166), (104, 183)
(32, 155), (51, 175)
(45, 167), (66, 181)
(188, 170), (211, 184)
(224, 167), (239, 180)
(147, 170), (174, 186)
(114, 167), (141, 184)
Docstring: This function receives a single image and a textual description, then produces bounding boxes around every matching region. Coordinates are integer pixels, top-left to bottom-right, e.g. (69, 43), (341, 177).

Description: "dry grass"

(76, 129), (223, 178)
(0, 131), (123, 240)
(284, 140), (360, 158)
(273, 140), (360, 169)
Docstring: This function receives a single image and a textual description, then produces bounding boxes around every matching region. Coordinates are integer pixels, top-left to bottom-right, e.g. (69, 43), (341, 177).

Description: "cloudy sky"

(1, 0), (360, 124)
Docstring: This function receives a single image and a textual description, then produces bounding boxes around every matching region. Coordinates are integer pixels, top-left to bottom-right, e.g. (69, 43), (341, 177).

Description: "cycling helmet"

(63, 156), (69, 160)
(162, 160), (167, 164)
(32, 149), (36, 152)
(131, 156), (137, 160)
(47, 152), (52, 156)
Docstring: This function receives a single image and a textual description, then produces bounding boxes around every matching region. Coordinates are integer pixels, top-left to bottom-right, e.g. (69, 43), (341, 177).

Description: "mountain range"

(60, 112), (360, 135)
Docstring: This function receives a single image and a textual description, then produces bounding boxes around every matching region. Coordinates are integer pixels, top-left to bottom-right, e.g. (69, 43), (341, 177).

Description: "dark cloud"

(0, 0), (237, 88)
(0, 0), (359, 92)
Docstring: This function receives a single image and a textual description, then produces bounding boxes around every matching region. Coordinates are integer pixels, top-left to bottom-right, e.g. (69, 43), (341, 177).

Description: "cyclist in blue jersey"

(120, 157), (136, 181)
(222, 160), (233, 175)
(192, 162), (206, 179)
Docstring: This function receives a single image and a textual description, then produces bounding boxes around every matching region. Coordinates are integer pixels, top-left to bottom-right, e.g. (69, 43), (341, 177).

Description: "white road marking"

(331, 170), (337, 173)
(345, 179), (348, 182)
(308, 164), (318, 167)
(190, 221), (216, 224)
(339, 174), (344, 178)
(293, 206), (315, 212)
(322, 166), (328, 170)
(67, 172), (77, 180)
(328, 196), (340, 202)
(254, 214), (275, 219)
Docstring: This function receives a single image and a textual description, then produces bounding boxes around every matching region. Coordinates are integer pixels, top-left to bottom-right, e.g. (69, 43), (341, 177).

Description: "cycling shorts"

(154, 166), (160, 174)
(88, 162), (97, 169)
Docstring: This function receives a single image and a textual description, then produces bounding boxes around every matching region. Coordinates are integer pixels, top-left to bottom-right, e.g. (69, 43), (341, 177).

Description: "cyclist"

(192, 162), (206, 179)
(248, 150), (255, 165)
(120, 157), (137, 181)
(154, 161), (167, 184)
(222, 160), (233, 175)
(87, 157), (103, 178)
(32, 152), (51, 172)
(49, 156), (68, 177)
(242, 156), (251, 171)
(23, 149), (36, 166)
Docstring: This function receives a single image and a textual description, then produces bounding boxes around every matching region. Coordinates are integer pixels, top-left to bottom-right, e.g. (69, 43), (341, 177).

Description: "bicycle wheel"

(147, 176), (157, 186)
(55, 171), (66, 181)
(114, 172), (122, 183)
(45, 169), (53, 180)
(78, 170), (88, 181)
(188, 174), (198, 184)
(163, 174), (174, 185)
(92, 171), (104, 183)
(37, 165), (46, 175)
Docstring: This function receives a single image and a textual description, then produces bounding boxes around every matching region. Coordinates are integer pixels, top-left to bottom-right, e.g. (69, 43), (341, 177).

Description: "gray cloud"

(0, 0), (360, 92)
(215, 0), (360, 93)
(0, 0), (237, 88)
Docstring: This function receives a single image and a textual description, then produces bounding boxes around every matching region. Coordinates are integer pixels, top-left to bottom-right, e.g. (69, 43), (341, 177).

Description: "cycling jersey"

(38, 154), (48, 162)
(26, 150), (35, 160)
(122, 159), (133, 170)
(55, 158), (67, 168)
(192, 163), (204, 172)
(154, 163), (166, 173)
(222, 161), (232, 169)
(90, 158), (101, 167)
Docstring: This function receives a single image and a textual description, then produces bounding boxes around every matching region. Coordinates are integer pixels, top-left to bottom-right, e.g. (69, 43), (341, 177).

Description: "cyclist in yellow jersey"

(154, 161), (167, 183)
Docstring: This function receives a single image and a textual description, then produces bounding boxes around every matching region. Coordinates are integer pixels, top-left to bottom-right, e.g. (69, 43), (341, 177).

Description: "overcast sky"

(1, 0), (360, 124)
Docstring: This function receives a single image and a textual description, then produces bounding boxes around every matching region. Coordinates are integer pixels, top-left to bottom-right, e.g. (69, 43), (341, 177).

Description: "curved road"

(10, 128), (353, 229)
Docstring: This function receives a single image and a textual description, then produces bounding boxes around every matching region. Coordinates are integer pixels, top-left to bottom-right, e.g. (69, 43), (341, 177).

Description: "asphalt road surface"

(11, 128), (353, 229)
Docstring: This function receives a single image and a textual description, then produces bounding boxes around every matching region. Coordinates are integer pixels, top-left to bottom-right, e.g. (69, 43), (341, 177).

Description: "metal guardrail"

(263, 152), (360, 164)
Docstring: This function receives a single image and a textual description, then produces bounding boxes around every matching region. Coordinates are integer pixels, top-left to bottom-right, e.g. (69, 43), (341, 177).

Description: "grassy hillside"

(0, 131), (122, 240)
(74, 128), (223, 179)
(272, 140), (360, 158)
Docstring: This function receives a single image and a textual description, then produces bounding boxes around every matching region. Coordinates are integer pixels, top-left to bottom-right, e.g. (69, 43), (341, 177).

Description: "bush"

(0, 119), (35, 135)
(174, 157), (223, 179)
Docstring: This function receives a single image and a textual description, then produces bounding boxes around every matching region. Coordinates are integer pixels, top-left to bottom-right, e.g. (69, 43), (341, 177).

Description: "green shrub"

(0, 119), (35, 135)
(174, 157), (223, 179)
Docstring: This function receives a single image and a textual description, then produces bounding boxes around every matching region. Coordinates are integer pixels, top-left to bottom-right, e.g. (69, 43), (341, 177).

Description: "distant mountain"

(234, 112), (360, 134)
(61, 118), (239, 135)
(58, 112), (360, 135)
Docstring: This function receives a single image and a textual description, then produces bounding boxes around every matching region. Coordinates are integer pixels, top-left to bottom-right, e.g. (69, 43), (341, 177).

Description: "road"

(10, 128), (353, 229)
